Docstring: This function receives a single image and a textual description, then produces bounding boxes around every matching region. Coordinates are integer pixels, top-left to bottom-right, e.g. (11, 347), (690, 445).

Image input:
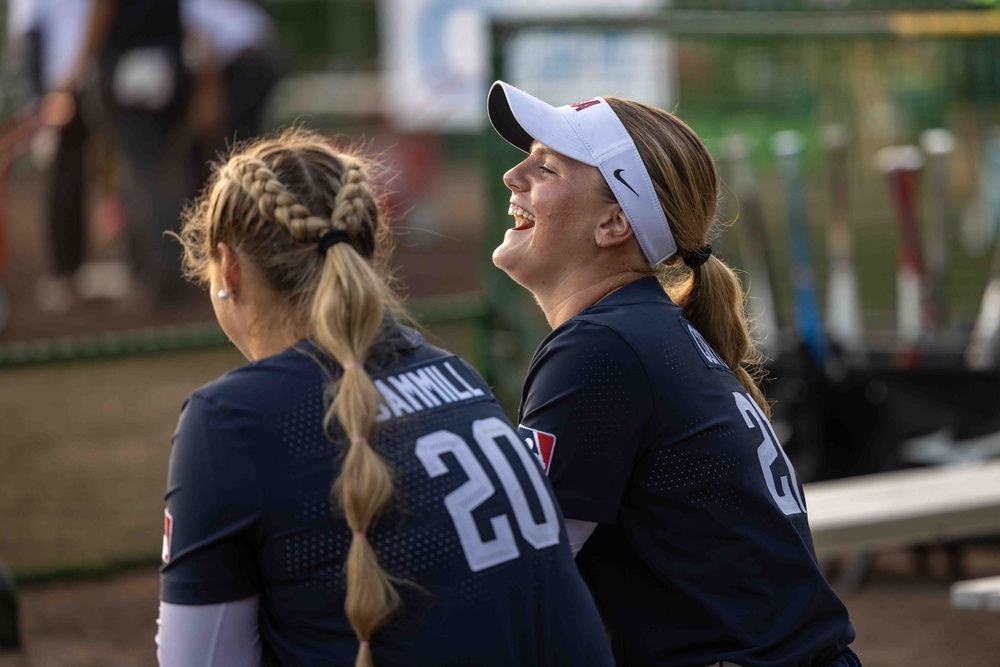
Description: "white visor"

(488, 80), (677, 267)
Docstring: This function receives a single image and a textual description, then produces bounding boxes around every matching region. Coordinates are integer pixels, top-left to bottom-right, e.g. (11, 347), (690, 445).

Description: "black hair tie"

(318, 228), (351, 255)
(683, 244), (712, 269)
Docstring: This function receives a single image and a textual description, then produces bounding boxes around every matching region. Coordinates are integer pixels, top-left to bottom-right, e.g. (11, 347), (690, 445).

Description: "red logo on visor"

(570, 99), (601, 112)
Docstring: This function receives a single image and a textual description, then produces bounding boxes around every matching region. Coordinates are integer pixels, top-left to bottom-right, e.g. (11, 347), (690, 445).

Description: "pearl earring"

(217, 289), (229, 300)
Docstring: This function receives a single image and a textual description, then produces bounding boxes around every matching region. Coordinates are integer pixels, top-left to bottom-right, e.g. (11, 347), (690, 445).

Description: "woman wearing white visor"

(488, 81), (862, 667)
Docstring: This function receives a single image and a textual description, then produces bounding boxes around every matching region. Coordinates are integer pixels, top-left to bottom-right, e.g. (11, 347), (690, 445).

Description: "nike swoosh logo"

(613, 169), (639, 197)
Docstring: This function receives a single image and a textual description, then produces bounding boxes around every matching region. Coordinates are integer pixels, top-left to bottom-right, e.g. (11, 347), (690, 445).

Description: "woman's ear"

(595, 205), (634, 249)
(217, 242), (241, 298)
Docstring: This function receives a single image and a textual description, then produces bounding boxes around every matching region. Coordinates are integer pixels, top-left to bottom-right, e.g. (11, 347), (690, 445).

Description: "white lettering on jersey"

(427, 366), (465, 400)
(416, 428), (519, 571)
(683, 320), (730, 371)
(473, 418), (560, 550)
(374, 379), (415, 418)
(416, 417), (561, 572)
(733, 392), (806, 516)
(374, 360), (487, 422)
(444, 362), (485, 398)
(388, 374), (436, 410)
(405, 368), (450, 404)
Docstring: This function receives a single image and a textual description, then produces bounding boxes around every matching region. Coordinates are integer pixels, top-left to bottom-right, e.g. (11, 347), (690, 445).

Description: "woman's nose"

(503, 162), (526, 192)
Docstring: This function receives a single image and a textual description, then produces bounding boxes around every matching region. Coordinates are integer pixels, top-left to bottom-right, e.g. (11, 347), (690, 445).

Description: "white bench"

(803, 459), (1000, 558)
(950, 576), (1000, 612)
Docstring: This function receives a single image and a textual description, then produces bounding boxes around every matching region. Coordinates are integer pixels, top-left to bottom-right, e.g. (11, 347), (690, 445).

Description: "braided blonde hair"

(177, 129), (400, 667)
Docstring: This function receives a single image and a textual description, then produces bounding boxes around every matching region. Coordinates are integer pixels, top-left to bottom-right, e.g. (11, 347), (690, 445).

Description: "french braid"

(221, 155), (331, 242)
(330, 157), (372, 233)
(176, 129), (403, 667)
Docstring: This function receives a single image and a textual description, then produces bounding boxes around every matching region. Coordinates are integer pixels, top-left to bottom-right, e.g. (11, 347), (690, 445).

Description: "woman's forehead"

(529, 142), (591, 172)
(529, 141), (560, 159)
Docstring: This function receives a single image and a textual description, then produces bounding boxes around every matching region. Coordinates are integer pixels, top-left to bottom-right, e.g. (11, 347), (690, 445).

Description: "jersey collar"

(592, 276), (671, 309)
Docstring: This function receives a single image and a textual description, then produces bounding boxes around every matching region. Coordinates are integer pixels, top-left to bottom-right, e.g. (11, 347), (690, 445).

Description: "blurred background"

(1, 1), (999, 665)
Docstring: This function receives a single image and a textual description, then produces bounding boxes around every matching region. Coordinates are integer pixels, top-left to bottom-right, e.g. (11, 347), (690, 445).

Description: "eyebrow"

(530, 142), (559, 160)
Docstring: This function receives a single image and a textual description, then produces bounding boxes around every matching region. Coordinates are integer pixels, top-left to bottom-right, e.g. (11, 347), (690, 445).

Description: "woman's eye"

(538, 165), (554, 175)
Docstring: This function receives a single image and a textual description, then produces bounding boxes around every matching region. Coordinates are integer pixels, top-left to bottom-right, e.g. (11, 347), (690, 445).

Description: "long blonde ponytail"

(604, 99), (770, 417)
(176, 130), (402, 666)
(667, 257), (769, 418)
(313, 158), (401, 667)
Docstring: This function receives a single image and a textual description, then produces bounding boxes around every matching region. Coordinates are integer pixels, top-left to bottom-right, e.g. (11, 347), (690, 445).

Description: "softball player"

(156, 129), (612, 667)
(488, 81), (863, 667)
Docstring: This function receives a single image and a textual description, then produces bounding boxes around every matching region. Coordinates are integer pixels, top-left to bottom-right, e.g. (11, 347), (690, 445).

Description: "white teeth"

(508, 204), (535, 222)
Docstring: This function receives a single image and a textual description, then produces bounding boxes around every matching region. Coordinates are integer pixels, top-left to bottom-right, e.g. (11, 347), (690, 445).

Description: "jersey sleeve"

(160, 393), (263, 605)
(518, 320), (652, 524)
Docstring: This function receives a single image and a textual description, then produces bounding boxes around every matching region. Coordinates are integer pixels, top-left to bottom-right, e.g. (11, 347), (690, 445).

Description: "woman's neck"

(537, 270), (644, 330)
(246, 330), (301, 361)
(242, 307), (303, 361)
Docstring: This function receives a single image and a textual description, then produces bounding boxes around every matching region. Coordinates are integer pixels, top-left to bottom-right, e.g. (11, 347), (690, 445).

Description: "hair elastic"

(683, 244), (713, 268)
(351, 437), (368, 445)
(353, 531), (366, 538)
(318, 228), (351, 255)
(359, 641), (370, 648)
(343, 362), (361, 370)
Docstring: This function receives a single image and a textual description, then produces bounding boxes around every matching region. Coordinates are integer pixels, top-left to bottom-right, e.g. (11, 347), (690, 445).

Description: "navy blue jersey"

(161, 325), (612, 667)
(518, 277), (857, 667)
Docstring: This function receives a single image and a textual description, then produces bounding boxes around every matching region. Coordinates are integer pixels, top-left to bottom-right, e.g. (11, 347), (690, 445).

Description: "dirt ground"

(1, 548), (999, 667)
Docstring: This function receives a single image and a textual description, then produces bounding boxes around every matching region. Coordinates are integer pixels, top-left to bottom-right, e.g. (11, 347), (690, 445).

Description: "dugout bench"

(803, 459), (1000, 589)
(950, 576), (1000, 613)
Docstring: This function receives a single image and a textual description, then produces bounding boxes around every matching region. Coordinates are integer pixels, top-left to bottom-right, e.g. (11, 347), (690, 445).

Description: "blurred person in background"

(488, 81), (862, 667)
(59, 0), (214, 308)
(182, 0), (283, 162)
(158, 129), (613, 667)
(6, 0), (104, 313)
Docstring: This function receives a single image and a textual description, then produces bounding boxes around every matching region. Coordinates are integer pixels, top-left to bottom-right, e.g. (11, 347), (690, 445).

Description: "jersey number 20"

(415, 417), (561, 572)
(733, 392), (807, 516)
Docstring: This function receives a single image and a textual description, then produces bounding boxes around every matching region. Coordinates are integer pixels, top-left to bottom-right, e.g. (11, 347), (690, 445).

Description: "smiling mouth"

(508, 204), (536, 231)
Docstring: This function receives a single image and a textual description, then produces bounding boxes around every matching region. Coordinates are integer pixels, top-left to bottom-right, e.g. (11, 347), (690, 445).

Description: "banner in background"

(378, 0), (671, 132)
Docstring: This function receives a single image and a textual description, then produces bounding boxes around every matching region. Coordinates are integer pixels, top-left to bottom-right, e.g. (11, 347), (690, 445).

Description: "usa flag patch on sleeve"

(162, 508), (173, 564)
(518, 426), (557, 474)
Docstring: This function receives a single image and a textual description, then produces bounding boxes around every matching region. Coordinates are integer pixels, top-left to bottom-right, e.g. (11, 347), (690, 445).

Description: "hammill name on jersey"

(373, 360), (486, 422)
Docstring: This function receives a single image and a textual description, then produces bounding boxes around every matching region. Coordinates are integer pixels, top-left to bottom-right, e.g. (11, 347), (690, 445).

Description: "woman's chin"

(493, 252), (534, 293)
(492, 242), (527, 283)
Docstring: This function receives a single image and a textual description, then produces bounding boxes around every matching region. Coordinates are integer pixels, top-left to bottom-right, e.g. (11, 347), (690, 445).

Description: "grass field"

(0, 347), (245, 576)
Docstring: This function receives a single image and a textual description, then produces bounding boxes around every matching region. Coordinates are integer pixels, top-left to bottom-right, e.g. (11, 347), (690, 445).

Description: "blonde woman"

(488, 82), (862, 667)
(156, 129), (612, 667)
